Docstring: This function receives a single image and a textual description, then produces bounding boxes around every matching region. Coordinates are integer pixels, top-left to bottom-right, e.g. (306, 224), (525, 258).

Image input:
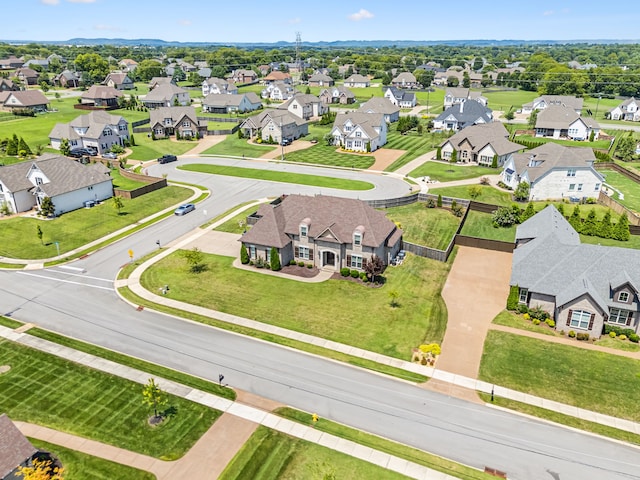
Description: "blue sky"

(4, 0), (639, 43)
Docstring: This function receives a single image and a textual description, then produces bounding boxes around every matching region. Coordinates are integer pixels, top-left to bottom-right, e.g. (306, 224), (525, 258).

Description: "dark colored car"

(158, 154), (178, 164)
(280, 138), (291, 146)
(174, 203), (195, 216)
(69, 148), (92, 158)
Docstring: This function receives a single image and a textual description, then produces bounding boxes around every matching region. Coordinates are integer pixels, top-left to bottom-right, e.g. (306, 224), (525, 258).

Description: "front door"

(323, 251), (336, 268)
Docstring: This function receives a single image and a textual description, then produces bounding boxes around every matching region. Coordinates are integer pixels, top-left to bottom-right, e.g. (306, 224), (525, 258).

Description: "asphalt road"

(1, 157), (639, 480)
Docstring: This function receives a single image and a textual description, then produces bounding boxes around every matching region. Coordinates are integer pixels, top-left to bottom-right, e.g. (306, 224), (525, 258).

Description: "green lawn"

(459, 210), (516, 242)
(599, 169), (640, 214)
(141, 253), (450, 359)
(220, 426), (410, 480)
(410, 161), (497, 181)
(178, 164), (374, 190)
(0, 340), (220, 460)
(479, 330), (640, 421)
(127, 136), (197, 161)
(582, 96), (620, 122)
(481, 90), (539, 113)
(110, 168), (151, 191)
(579, 233), (640, 249)
(281, 142), (375, 169)
(0, 186), (192, 259)
(384, 130), (449, 172)
(492, 310), (560, 337)
(201, 135), (276, 157)
(428, 185), (513, 206)
(514, 134), (611, 150)
(384, 203), (460, 249)
(30, 439), (155, 480)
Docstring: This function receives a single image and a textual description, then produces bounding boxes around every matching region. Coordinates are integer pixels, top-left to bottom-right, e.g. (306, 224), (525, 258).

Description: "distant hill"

(2, 37), (639, 48)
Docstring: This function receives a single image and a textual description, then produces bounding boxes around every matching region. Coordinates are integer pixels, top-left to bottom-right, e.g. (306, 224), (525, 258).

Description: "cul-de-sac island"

(1, 3), (640, 480)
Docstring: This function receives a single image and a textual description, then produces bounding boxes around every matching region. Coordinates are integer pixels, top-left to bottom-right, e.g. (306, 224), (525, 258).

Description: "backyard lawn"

(141, 253), (450, 359)
(480, 90), (538, 113)
(513, 134), (611, 150)
(282, 142), (376, 169)
(459, 210), (516, 242)
(220, 426), (410, 480)
(384, 203), (460, 249)
(409, 161), (496, 181)
(0, 186), (192, 259)
(31, 439), (155, 480)
(110, 168), (151, 191)
(479, 331), (640, 422)
(0, 340), (220, 460)
(428, 185), (513, 206)
(178, 164), (374, 190)
(599, 168), (640, 214)
(201, 135), (276, 157)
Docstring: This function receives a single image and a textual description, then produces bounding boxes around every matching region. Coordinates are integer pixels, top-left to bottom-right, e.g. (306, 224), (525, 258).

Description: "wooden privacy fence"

(113, 168), (167, 200)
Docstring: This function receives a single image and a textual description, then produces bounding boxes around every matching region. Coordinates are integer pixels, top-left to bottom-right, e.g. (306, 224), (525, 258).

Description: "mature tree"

(363, 255), (384, 283)
(142, 378), (167, 420)
(540, 65), (589, 96)
(6, 134), (18, 156)
(173, 68), (186, 82)
(18, 137), (31, 155)
(381, 72), (392, 86)
(187, 71), (201, 85)
(472, 57), (483, 71)
(615, 134), (636, 161)
(492, 204), (522, 227)
(182, 247), (206, 273)
(39, 196), (55, 217)
(568, 204), (582, 232)
(74, 53), (109, 83)
(514, 181), (530, 201)
(462, 71), (470, 88)
(527, 109), (538, 129)
(582, 208), (598, 236)
(112, 195), (124, 215)
(413, 68), (433, 88)
(446, 75), (459, 87)
(16, 458), (64, 480)
(135, 59), (164, 82)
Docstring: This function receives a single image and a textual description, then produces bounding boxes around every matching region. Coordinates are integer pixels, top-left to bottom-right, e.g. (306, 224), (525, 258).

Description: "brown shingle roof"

(0, 414), (37, 478)
(0, 90), (49, 107)
(82, 85), (123, 100)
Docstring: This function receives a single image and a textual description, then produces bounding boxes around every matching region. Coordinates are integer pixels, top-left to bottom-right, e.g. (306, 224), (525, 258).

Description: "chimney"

(460, 100), (464, 113)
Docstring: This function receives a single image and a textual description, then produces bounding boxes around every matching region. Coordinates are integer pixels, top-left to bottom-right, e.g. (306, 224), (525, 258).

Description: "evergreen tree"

(270, 247), (281, 271)
(521, 202), (536, 221)
(507, 285), (519, 310)
(598, 210), (613, 238)
(436, 146), (442, 160)
(568, 204), (582, 232)
(6, 136), (17, 156)
(557, 203), (565, 217)
(18, 137), (31, 155)
(491, 155), (498, 168)
(582, 208), (598, 236)
(613, 213), (631, 241)
(59, 138), (70, 156)
(437, 194), (442, 207)
(450, 149), (457, 163)
(240, 243), (250, 264)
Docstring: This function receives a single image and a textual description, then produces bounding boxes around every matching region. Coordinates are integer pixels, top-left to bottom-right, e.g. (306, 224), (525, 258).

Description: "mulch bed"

(280, 264), (320, 278)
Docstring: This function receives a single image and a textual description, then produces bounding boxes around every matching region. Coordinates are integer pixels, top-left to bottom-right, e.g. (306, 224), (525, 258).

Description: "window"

(353, 233), (361, 246)
(567, 169), (576, 177)
(518, 288), (528, 304)
(355, 131), (361, 137)
(350, 255), (363, 269)
(569, 184), (575, 191)
(504, 173), (512, 183)
(618, 291), (630, 302)
(609, 308), (631, 325)
(569, 310), (592, 329)
(182, 120), (191, 127)
(354, 140), (362, 148)
(298, 246), (309, 260)
(595, 183), (601, 191)
(249, 246), (256, 259)
(164, 118), (172, 125)
(300, 225), (307, 237)
(35, 177), (43, 185)
(577, 184), (583, 191)
(461, 151), (468, 159)
(345, 125), (351, 132)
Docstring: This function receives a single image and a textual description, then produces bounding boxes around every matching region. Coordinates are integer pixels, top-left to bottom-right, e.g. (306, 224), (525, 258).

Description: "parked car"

(158, 154), (177, 164)
(280, 138), (291, 146)
(69, 148), (92, 158)
(102, 152), (118, 159)
(174, 203), (195, 216)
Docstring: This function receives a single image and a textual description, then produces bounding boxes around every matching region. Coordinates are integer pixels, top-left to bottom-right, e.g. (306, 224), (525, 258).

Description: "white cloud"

(41, 0), (60, 5)
(178, 19), (192, 26)
(348, 8), (374, 21)
(543, 10), (554, 16)
(288, 17), (301, 24)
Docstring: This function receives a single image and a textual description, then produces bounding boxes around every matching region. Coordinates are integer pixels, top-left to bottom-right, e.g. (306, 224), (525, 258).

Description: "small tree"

(6, 136), (17, 156)
(130, 134), (136, 146)
(270, 247), (281, 271)
(450, 149), (457, 163)
(240, 243), (250, 264)
(582, 208), (598, 236)
(468, 185), (482, 199)
(39, 196), (55, 217)
(237, 128), (244, 139)
(437, 194), (442, 207)
(598, 210), (613, 238)
(36, 225), (43, 245)
(589, 130), (595, 142)
(568, 204), (582, 232)
(492, 205), (521, 227)
(142, 378), (167, 420)
(507, 285), (519, 310)
(514, 181), (530, 201)
(182, 247), (206, 273)
(16, 458), (64, 480)
(389, 290), (400, 308)
(363, 255), (384, 284)
(613, 213), (631, 241)
(112, 195), (125, 215)
(528, 109), (538, 129)
(557, 203), (565, 217)
(436, 146), (442, 160)
(503, 109), (515, 121)
(59, 138), (71, 156)
(521, 202), (536, 221)
(491, 154), (498, 168)
(18, 137), (32, 155)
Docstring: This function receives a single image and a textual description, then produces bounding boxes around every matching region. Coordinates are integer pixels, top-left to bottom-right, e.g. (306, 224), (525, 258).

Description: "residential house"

(142, 84), (190, 109)
(0, 90), (49, 113)
(0, 154), (113, 215)
(49, 110), (130, 155)
(568, 60), (597, 70)
(103, 72), (134, 90)
(261, 81), (295, 101)
(202, 92), (262, 114)
(608, 97), (640, 122)
(439, 122), (523, 166)
(80, 85), (123, 108)
(53, 69), (80, 88)
(23, 58), (50, 69)
(197, 67), (212, 79)
(308, 73), (334, 87)
(258, 65), (270, 76)
(262, 71), (292, 84)
(0, 78), (18, 92)
(201, 77), (237, 96)
(433, 67), (464, 87)
(148, 76), (175, 90)
(501, 142), (603, 201)
(176, 59), (196, 73)
(343, 74), (370, 88)
(239, 109), (308, 143)
(510, 205), (640, 339)
(443, 87), (488, 109)
(522, 95), (584, 115)
(149, 106), (205, 139)
(331, 111), (387, 153)
(391, 72), (419, 89)
(0, 55), (24, 69)
(318, 86), (355, 105)
(535, 105), (600, 141)
(118, 59), (138, 72)
(240, 194), (403, 272)
(278, 93), (327, 120)
(433, 99), (493, 132)
(383, 86), (417, 108)
(14, 67), (39, 86)
(0, 414), (38, 480)
(358, 97), (400, 123)
(230, 69), (258, 84)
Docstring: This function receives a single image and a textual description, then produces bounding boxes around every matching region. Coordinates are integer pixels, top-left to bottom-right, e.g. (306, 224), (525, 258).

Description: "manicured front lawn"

(384, 203), (460, 249)
(384, 130), (450, 172)
(201, 135), (276, 157)
(599, 168), (640, 214)
(220, 426), (410, 480)
(178, 164), (374, 190)
(459, 210), (516, 242)
(30, 439), (155, 480)
(141, 253), (450, 359)
(409, 161), (496, 181)
(492, 310), (559, 337)
(282, 142), (375, 169)
(127, 136), (196, 161)
(479, 331), (640, 421)
(0, 186), (192, 259)
(428, 185), (513, 206)
(0, 340), (220, 460)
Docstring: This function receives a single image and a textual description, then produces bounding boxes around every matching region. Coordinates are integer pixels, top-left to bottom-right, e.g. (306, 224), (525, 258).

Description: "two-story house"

(103, 72), (134, 90)
(14, 67), (39, 85)
(391, 72), (419, 89)
(149, 106), (205, 139)
(383, 86), (417, 108)
(201, 77), (237, 96)
(330, 111), (387, 152)
(439, 122), (523, 166)
(49, 110), (130, 154)
(522, 95), (584, 115)
(80, 85), (123, 108)
(443, 87), (488, 109)
(278, 93), (327, 120)
(142, 84), (190, 109)
(357, 97), (400, 123)
(433, 99), (493, 132)
(608, 97), (640, 122)
(261, 81), (295, 101)
(230, 69), (258, 84)
(319, 86), (355, 105)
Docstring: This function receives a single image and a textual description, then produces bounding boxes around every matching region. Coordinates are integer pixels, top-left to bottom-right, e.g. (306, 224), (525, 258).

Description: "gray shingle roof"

(435, 99), (493, 126)
(0, 90), (49, 107)
(441, 122), (522, 156)
(144, 84), (188, 101)
(344, 74), (369, 84)
(358, 97), (399, 115)
(511, 142), (600, 183)
(0, 414), (37, 478)
(333, 112), (384, 140)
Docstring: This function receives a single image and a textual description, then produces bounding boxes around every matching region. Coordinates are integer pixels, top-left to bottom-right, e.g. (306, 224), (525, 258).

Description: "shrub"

(516, 303), (529, 314)
(506, 285), (519, 310)
(240, 244), (250, 264)
(492, 205), (521, 228)
(629, 334), (639, 343)
(360, 272), (368, 281)
(298, 261), (305, 267)
(426, 198), (436, 208)
(576, 332), (590, 341)
(306, 263), (313, 269)
(437, 194), (442, 207)
(270, 247), (281, 271)
(568, 330), (576, 338)
(350, 269), (360, 278)
(532, 319), (541, 325)
(546, 319), (555, 328)
(529, 306), (550, 321)
(419, 344), (441, 356)
(522, 313), (530, 320)
(619, 334), (628, 341)
(289, 259), (296, 266)
(480, 176), (490, 185)
(340, 267), (350, 277)
(609, 331), (617, 338)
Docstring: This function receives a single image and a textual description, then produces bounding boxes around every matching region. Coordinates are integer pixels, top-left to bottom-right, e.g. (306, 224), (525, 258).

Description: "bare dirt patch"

(260, 140), (315, 159)
(369, 148), (406, 171)
(0, 365), (10, 374)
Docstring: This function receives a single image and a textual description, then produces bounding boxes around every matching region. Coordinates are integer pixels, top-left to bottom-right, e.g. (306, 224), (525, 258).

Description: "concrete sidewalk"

(0, 325), (458, 480)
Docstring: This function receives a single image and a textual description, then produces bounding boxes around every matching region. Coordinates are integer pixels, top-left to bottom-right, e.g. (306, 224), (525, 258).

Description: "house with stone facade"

(240, 194), (403, 272)
(239, 109), (308, 143)
(149, 106), (206, 139)
(439, 122), (523, 166)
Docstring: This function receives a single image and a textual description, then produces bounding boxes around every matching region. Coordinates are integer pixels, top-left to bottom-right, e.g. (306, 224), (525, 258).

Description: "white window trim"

(570, 309), (591, 330)
(609, 308), (631, 325)
(618, 291), (630, 302)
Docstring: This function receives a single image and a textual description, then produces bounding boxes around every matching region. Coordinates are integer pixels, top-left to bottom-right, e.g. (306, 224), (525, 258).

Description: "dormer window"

(353, 232), (361, 246)
(618, 291), (629, 303)
(300, 225), (307, 237)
